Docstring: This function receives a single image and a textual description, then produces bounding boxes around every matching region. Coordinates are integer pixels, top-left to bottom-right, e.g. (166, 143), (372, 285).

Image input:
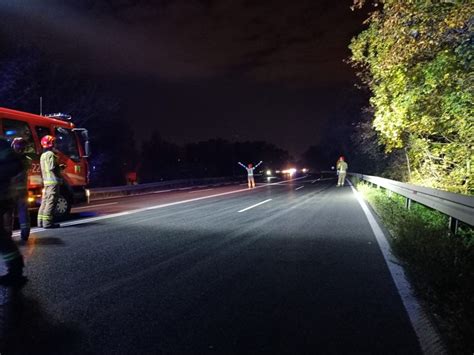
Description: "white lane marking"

(309, 177), (334, 184)
(178, 187), (193, 191)
(349, 181), (445, 354)
(58, 211), (134, 228)
(188, 188), (214, 194)
(152, 189), (174, 194)
(12, 178), (306, 237)
(295, 186), (304, 191)
(73, 202), (118, 211)
(238, 199), (272, 213)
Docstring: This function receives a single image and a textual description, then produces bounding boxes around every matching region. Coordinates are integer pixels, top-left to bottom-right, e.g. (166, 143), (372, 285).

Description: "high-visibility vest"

(40, 150), (61, 186)
(337, 161), (348, 173)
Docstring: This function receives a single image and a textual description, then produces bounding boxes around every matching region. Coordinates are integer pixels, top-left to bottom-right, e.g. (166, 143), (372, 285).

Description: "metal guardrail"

(348, 172), (474, 232)
(89, 176), (243, 201)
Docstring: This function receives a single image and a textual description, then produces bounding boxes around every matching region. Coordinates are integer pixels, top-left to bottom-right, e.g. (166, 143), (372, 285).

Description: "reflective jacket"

(40, 150), (61, 186)
(238, 161), (262, 176)
(337, 161), (348, 173)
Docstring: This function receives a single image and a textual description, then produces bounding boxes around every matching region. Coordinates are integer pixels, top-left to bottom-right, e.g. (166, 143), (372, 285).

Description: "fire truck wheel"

(55, 193), (72, 219)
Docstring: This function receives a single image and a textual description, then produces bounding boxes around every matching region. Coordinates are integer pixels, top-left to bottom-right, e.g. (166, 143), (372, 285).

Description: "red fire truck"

(0, 107), (90, 218)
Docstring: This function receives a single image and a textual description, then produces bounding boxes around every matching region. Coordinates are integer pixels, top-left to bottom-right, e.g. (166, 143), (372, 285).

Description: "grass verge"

(354, 180), (474, 354)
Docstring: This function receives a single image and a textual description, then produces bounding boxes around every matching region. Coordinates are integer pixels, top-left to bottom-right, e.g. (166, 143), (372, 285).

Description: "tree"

(139, 131), (181, 182)
(350, 0), (473, 193)
(350, 107), (407, 179)
(0, 47), (137, 186)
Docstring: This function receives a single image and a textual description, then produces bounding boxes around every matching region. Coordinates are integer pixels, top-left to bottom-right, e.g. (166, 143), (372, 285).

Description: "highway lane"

(12, 179), (293, 236)
(7, 178), (420, 354)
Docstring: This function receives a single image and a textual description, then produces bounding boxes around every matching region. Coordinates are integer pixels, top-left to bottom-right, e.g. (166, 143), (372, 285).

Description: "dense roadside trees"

(350, 0), (473, 194)
(350, 107), (407, 179)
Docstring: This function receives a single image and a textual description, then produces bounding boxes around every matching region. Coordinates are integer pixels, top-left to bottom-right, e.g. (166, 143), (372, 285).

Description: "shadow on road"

(3, 293), (82, 354)
(68, 211), (100, 219)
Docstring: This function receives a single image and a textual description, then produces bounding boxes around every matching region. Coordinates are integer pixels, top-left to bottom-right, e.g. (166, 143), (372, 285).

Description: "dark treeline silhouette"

(138, 133), (290, 183)
(300, 87), (369, 173)
(349, 107), (407, 180)
(301, 121), (352, 172)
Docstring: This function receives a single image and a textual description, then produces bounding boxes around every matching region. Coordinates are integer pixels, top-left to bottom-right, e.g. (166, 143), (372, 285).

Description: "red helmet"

(41, 135), (55, 149)
(11, 137), (27, 152)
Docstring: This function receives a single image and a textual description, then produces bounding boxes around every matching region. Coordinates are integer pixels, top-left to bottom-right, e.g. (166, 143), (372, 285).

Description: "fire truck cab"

(0, 107), (90, 218)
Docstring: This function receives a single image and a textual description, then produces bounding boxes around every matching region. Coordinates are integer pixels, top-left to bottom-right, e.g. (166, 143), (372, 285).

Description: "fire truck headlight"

(266, 170), (272, 176)
(28, 197), (35, 203)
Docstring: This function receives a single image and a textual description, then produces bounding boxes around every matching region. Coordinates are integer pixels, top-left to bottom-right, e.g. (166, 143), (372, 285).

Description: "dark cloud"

(1, 0), (365, 86)
(0, 0), (368, 156)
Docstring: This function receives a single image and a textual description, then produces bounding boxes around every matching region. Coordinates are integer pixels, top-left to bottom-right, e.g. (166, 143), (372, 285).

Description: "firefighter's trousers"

(0, 200), (23, 272)
(248, 176), (255, 188)
(337, 172), (347, 186)
(38, 184), (59, 228)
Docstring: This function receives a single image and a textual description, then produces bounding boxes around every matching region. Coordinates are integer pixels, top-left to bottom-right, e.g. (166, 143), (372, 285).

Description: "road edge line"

(348, 181), (447, 355)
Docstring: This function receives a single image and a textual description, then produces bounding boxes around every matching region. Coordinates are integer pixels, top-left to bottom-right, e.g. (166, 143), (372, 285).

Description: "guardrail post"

(405, 198), (412, 210)
(449, 217), (458, 235)
(349, 172), (474, 229)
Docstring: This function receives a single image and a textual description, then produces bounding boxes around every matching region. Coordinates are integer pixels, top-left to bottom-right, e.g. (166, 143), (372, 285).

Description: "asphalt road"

(6, 177), (420, 354)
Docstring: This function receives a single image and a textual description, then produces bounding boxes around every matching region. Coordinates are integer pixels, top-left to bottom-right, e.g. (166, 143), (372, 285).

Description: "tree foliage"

(350, 107), (409, 179)
(350, 0), (473, 193)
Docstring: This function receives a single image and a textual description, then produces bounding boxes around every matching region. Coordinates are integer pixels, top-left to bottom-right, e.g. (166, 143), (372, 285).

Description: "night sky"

(1, 0), (368, 156)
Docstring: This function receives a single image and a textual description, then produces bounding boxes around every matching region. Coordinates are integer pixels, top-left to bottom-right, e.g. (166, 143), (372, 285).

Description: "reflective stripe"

(3, 251), (21, 262)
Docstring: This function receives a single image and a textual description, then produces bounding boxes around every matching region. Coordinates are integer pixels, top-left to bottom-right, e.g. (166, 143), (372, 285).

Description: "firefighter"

(336, 156), (348, 187)
(238, 161), (263, 188)
(37, 135), (62, 229)
(0, 137), (27, 286)
(11, 137), (32, 241)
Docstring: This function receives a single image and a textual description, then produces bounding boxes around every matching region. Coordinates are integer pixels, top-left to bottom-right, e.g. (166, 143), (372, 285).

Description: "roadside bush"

(356, 181), (474, 354)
